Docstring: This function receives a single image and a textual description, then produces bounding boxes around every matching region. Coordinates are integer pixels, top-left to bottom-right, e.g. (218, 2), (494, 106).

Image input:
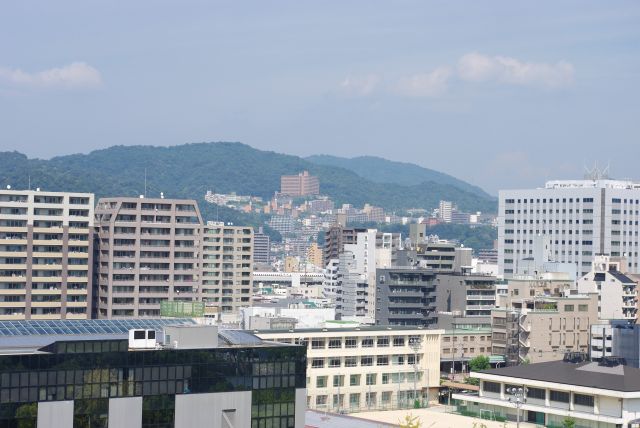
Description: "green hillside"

(0, 142), (497, 230)
(306, 154), (493, 198)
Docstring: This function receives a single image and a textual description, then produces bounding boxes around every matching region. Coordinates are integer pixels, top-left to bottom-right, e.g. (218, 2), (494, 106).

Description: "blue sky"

(1, 1), (639, 193)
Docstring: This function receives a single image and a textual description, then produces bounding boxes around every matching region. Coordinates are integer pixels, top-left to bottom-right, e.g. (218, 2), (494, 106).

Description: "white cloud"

(394, 67), (451, 97)
(0, 62), (102, 89)
(339, 74), (380, 96)
(458, 52), (574, 88)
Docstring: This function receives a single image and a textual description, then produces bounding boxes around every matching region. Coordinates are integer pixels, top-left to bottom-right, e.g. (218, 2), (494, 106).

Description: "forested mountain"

(0, 142), (497, 235)
(306, 154), (493, 198)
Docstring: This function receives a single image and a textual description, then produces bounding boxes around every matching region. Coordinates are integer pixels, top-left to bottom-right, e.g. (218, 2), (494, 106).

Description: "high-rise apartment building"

(253, 227), (271, 265)
(498, 179), (640, 278)
(280, 171), (320, 196)
(438, 200), (453, 223)
(0, 189), (94, 320)
(94, 197), (203, 318)
(201, 222), (253, 316)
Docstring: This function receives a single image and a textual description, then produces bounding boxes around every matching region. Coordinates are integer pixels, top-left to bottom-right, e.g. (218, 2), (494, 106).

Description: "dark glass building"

(0, 321), (307, 428)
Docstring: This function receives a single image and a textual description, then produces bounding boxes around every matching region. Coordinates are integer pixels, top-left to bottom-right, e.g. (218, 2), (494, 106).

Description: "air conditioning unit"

(128, 329), (157, 349)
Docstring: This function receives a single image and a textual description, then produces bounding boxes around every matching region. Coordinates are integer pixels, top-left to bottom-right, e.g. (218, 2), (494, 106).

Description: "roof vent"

(599, 356), (627, 367)
(563, 351), (587, 364)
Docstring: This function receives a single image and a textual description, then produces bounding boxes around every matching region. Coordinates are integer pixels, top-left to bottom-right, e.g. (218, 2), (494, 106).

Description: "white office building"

(498, 179), (640, 278)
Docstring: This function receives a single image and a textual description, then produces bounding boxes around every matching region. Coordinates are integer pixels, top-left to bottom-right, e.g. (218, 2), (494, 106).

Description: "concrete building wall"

(202, 222), (253, 316)
(37, 400), (74, 428)
(174, 391), (252, 428)
(108, 397), (142, 428)
(94, 197), (203, 318)
(498, 180), (640, 279)
(0, 189), (93, 320)
(255, 328), (442, 413)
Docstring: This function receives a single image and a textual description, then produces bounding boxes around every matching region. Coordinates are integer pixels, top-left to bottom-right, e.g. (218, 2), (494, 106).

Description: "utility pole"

(507, 386), (527, 428)
(409, 337), (422, 408)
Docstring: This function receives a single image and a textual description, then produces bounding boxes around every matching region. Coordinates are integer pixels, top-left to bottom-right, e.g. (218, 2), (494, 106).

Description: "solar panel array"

(0, 319), (197, 337)
(218, 329), (264, 345)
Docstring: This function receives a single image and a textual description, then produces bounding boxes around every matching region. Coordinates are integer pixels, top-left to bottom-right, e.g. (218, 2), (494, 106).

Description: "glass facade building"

(0, 338), (306, 428)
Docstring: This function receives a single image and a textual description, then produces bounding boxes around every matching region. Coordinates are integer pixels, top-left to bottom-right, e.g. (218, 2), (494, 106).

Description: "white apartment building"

(453, 355), (640, 427)
(577, 255), (638, 321)
(439, 200), (453, 223)
(202, 222), (253, 317)
(0, 189), (93, 320)
(254, 326), (442, 413)
(498, 179), (640, 278)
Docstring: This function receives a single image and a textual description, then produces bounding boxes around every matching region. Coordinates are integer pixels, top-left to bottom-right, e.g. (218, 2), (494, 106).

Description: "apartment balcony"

(0, 289), (26, 295)
(32, 239), (63, 246)
(33, 227), (63, 233)
(31, 288), (61, 295)
(465, 304), (495, 310)
(0, 238), (27, 245)
(0, 313), (26, 320)
(0, 251), (27, 258)
(31, 314), (62, 320)
(32, 252), (63, 258)
(66, 289), (87, 295)
(66, 302), (88, 308)
(31, 302), (62, 308)
(65, 313), (88, 320)
(0, 302), (26, 308)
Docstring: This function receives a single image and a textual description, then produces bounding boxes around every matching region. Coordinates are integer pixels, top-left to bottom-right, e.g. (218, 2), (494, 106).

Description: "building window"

(527, 387), (545, 400)
(316, 395), (327, 406)
(349, 393), (360, 408)
(382, 373), (389, 384)
(311, 339), (325, 349)
(393, 337), (405, 347)
(377, 337), (389, 347)
(316, 376), (328, 388)
(376, 356), (389, 366)
(328, 339), (342, 349)
(311, 359), (324, 368)
(350, 375), (360, 386)
(482, 381), (500, 393)
(574, 394), (594, 407)
(361, 357), (373, 366)
(328, 358), (341, 368)
(564, 305), (574, 312)
(333, 375), (344, 387)
(344, 357), (357, 367)
(366, 374), (376, 385)
(345, 338), (357, 348)
(74, 398), (109, 428)
(550, 390), (570, 403)
(142, 395), (175, 428)
(361, 338), (374, 348)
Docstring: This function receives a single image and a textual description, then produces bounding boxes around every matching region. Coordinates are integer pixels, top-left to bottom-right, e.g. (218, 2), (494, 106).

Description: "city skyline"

(1, 1), (639, 193)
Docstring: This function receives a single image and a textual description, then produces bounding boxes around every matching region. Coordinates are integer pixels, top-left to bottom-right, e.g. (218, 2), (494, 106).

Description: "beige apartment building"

(94, 197), (203, 318)
(254, 326), (442, 413)
(491, 293), (598, 365)
(280, 171), (320, 197)
(202, 221), (253, 317)
(441, 323), (493, 373)
(0, 189), (93, 320)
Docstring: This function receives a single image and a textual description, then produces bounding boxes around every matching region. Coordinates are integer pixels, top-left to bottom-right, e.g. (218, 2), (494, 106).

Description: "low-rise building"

(577, 255), (638, 321)
(453, 354), (640, 428)
(441, 321), (493, 373)
(254, 326), (442, 413)
(0, 319), (307, 428)
(491, 294), (598, 365)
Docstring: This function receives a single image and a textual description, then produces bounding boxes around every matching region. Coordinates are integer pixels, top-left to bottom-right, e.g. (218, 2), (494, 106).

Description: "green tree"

(468, 355), (490, 372)
(561, 417), (576, 428)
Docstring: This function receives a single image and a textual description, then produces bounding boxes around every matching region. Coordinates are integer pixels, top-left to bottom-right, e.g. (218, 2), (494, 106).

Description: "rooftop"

(251, 325), (444, 335)
(477, 360), (640, 392)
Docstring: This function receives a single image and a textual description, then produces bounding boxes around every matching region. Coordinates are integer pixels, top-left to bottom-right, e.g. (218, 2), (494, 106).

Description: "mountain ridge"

(306, 154), (493, 198)
(0, 142), (497, 220)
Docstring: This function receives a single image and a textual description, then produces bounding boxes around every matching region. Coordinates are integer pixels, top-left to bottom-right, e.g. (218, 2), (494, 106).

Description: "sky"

(1, 1), (639, 194)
